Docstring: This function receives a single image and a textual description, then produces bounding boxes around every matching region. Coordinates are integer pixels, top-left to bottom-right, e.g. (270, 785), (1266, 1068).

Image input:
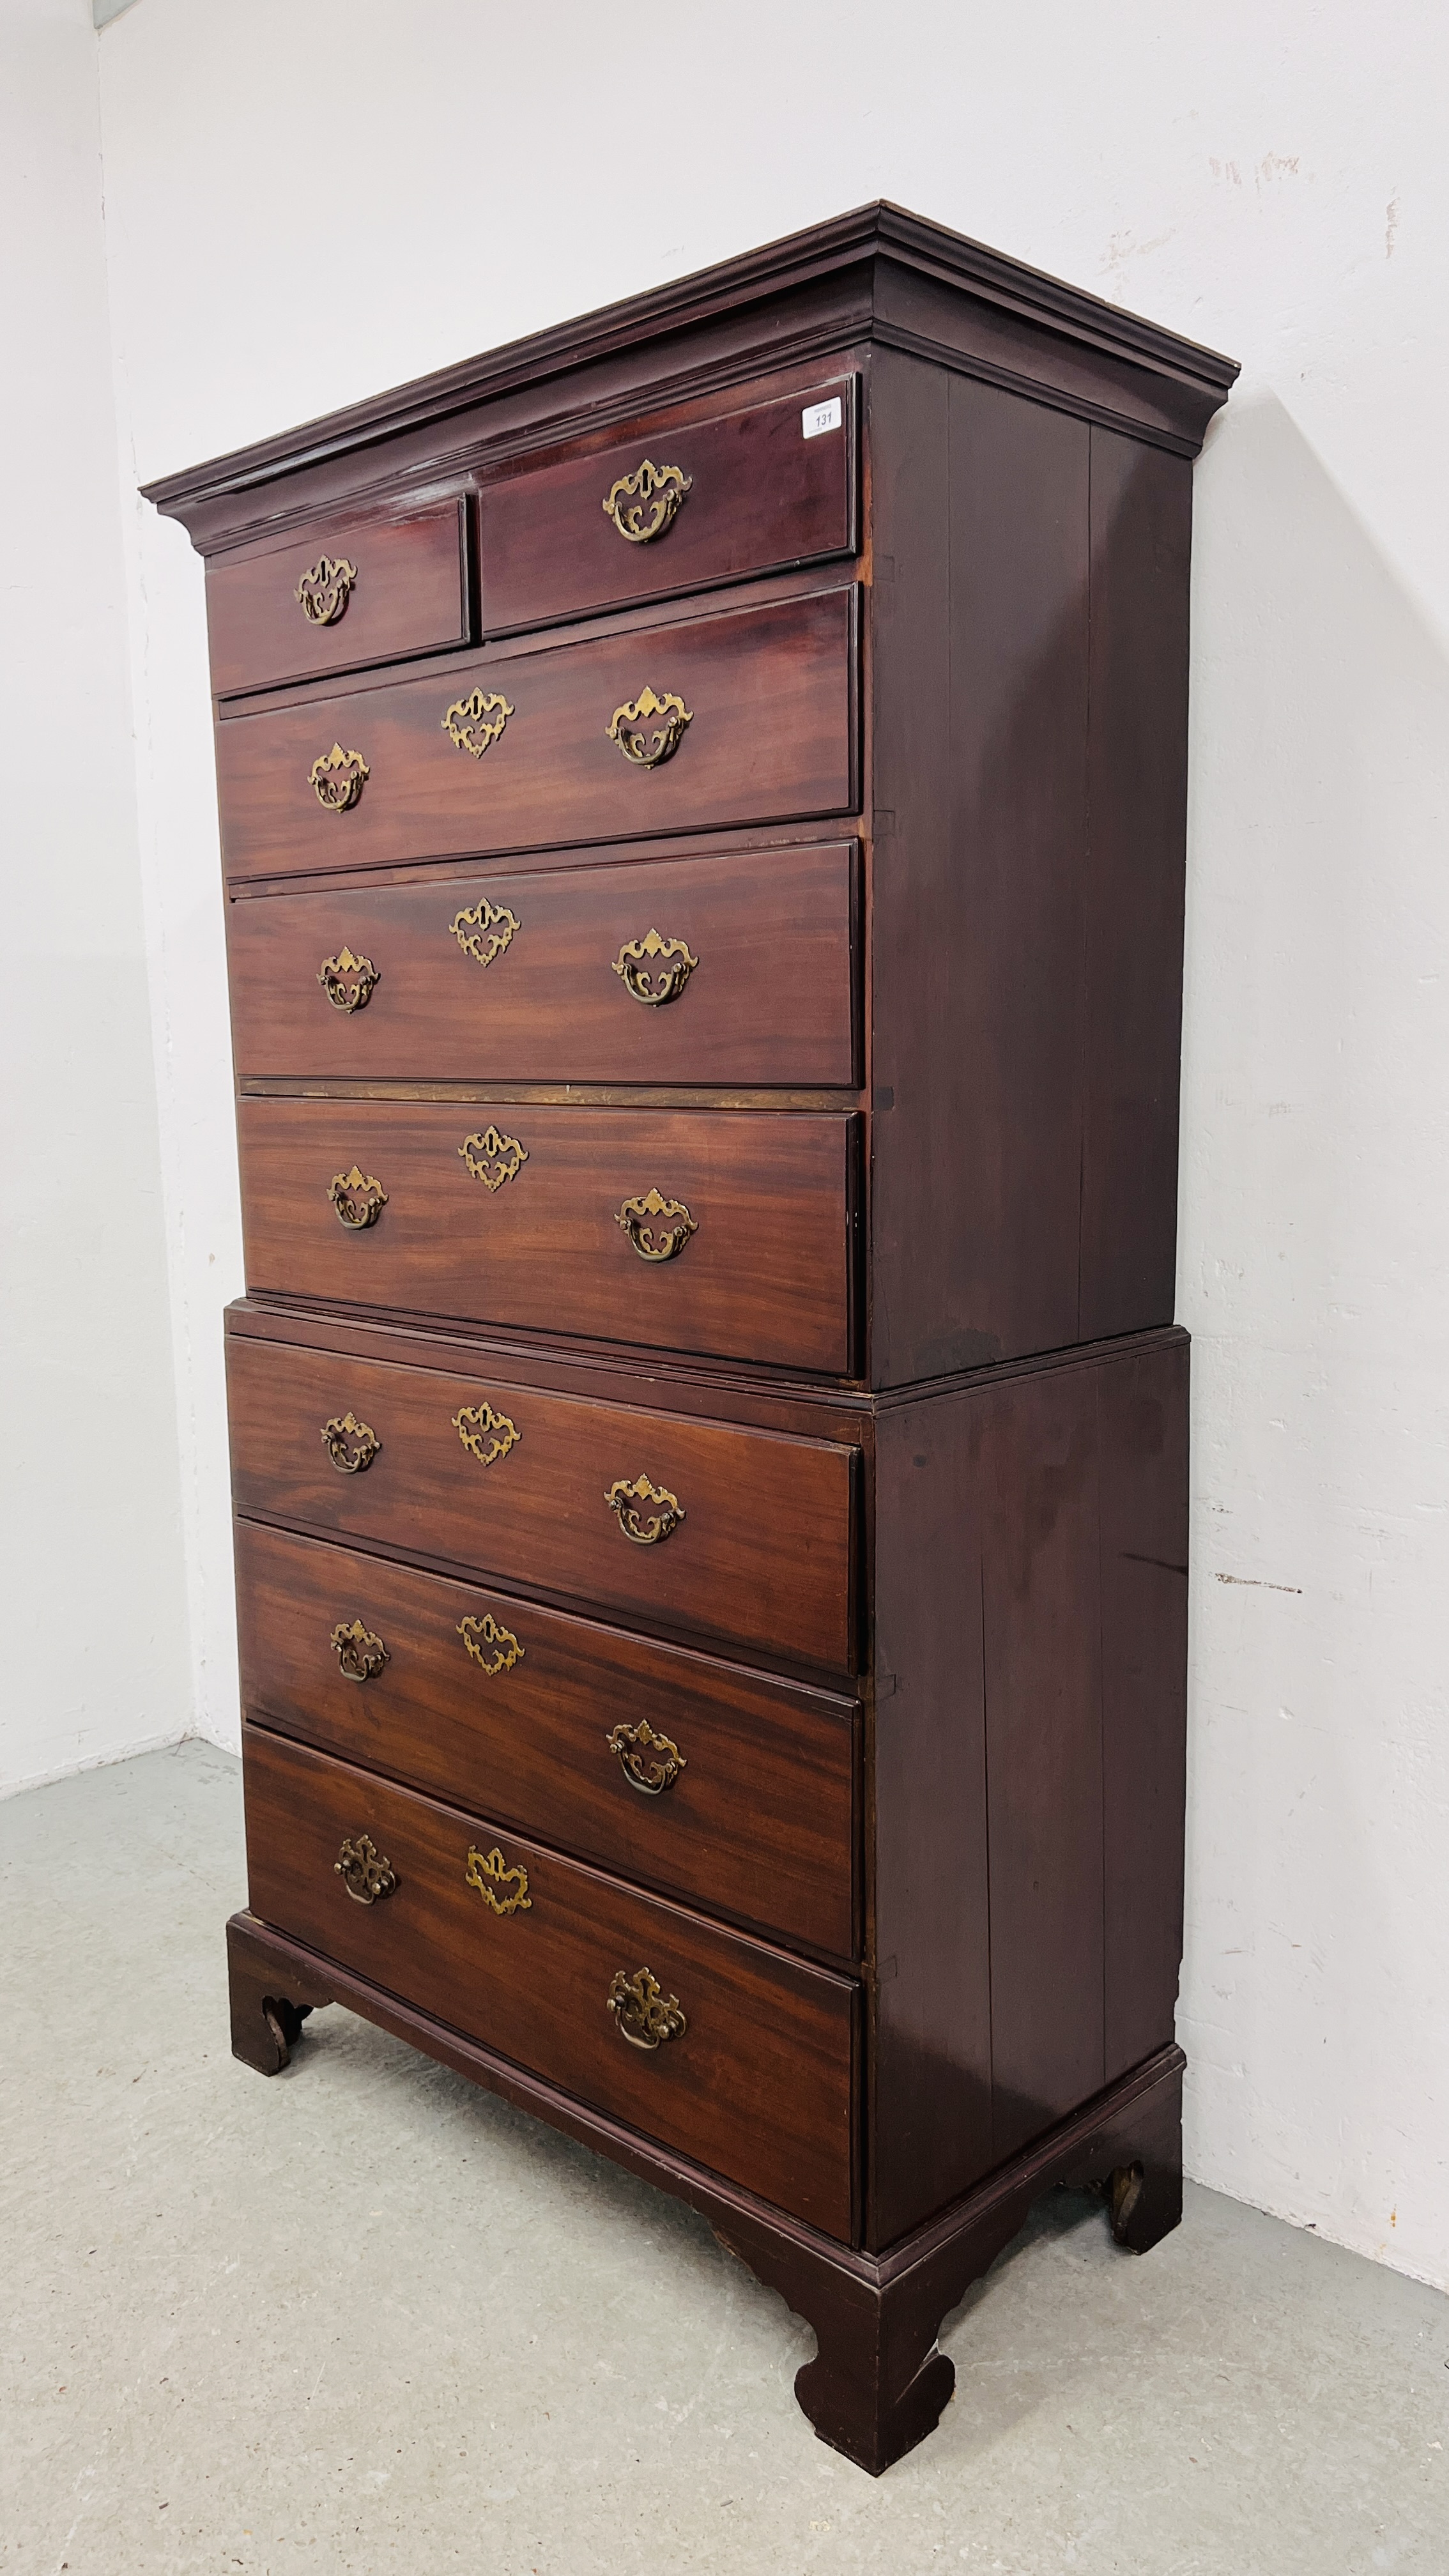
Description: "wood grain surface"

(206, 498), (470, 697)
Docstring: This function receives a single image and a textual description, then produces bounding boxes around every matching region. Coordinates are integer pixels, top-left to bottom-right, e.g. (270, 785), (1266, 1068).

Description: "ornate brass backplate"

(601, 457), (693, 544)
(605, 1717), (687, 1797)
(296, 555), (357, 624)
(441, 687), (514, 758)
(317, 946), (380, 1013)
(616, 1187), (698, 1263)
(328, 1164), (388, 1229)
(456, 1612), (524, 1676)
(309, 742), (370, 810)
(452, 1401), (520, 1468)
(464, 1844), (532, 1915)
(607, 1965), (687, 2049)
(334, 1832), (395, 1904)
(449, 897), (521, 969)
(458, 1124), (528, 1190)
(605, 1472), (685, 1546)
(606, 687), (693, 769)
(329, 1618), (389, 1683)
(611, 928), (698, 1006)
(321, 1412), (381, 1474)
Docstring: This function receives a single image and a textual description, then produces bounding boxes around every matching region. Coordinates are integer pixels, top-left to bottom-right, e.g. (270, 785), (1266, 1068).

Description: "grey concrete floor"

(2, 1744), (1446, 2575)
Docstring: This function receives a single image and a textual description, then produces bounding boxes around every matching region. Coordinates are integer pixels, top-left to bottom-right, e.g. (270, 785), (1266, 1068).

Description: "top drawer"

(206, 500), (470, 698)
(477, 377), (856, 635)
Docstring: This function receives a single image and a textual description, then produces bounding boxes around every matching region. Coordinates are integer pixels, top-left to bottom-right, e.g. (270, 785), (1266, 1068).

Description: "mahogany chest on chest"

(147, 204), (1235, 2472)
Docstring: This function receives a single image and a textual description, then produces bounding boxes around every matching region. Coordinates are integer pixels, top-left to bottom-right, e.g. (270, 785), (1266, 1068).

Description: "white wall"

(88, 0), (1449, 2289)
(0, 0), (190, 1795)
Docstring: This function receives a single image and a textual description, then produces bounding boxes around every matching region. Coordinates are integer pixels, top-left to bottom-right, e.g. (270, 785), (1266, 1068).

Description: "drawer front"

(227, 1335), (859, 1672)
(206, 500), (470, 697)
(228, 841), (858, 1087)
(479, 376), (855, 634)
(237, 1522), (856, 1958)
(237, 1100), (856, 1374)
(243, 1724), (855, 2237)
(214, 585), (857, 880)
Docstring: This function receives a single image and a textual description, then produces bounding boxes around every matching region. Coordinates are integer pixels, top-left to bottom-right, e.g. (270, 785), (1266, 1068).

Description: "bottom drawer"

(243, 1724), (857, 2239)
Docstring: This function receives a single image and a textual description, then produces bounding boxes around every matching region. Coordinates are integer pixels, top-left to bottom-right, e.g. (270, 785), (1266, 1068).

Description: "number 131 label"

(802, 395), (843, 439)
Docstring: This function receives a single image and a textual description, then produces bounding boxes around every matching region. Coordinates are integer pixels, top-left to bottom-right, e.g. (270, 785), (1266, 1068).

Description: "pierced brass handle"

(612, 929), (698, 1006)
(321, 1412), (381, 1474)
(608, 1966), (687, 2049)
(605, 1473), (685, 1547)
(607, 687), (692, 769)
(296, 556), (356, 624)
(335, 1834), (395, 1904)
(450, 898), (520, 968)
(329, 1165), (388, 1229)
(457, 1613), (524, 1675)
(452, 1402), (520, 1467)
(616, 1189), (697, 1262)
(602, 458), (692, 544)
(330, 1618), (388, 1683)
(606, 1718), (686, 1797)
(317, 947), (379, 1013)
(442, 688), (513, 757)
(459, 1125), (527, 1191)
(465, 1844), (532, 1915)
(309, 742), (369, 810)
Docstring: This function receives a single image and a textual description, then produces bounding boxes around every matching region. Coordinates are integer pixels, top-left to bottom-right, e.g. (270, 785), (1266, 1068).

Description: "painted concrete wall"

(0, 0), (190, 1795)
(88, 0), (1448, 2288)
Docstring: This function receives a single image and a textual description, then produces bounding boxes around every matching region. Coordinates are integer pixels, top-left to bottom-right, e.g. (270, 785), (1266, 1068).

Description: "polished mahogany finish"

(478, 375), (856, 634)
(214, 583), (858, 880)
(227, 839), (859, 1087)
(206, 498), (470, 698)
(151, 203), (1234, 2473)
(236, 1519), (857, 1957)
(237, 1096), (858, 1371)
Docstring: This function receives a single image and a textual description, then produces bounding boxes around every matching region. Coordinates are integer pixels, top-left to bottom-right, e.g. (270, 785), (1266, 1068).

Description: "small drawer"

(206, 500), (470, 697)
(243, 1723), (856, 2236)
(478, 376), (856, 634)
(236, 1098), (857, 1374)
(227, 1333), (860, 1674)
(213, 585), (857, 881)
(236, 1522), (857, 1958)
(227, 841), (859, 1088)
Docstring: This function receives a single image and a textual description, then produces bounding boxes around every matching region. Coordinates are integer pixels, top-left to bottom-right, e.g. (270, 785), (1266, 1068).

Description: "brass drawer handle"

(616, 1189), (697, 1262)
(605, 1473), (684, 1546)
(465, 1844), (532, 1915)
(606, 1718), (686, 1796)
(321, 1412), (381, 1474)
(612, 929), (698, 1006)
(607, 687), (692, 769)
(296, 555), (356, 625)
(457, 1612), (524, 1675)
(442, 687), (514, 758)
(450, 898), (520, 968)
(318, 947), (379, 1013)
(329, 1165), (388, 1229)
(452, 1401), (519, 1467)
(459, 1124), (528, 1191)
(330, 1618), (388, 1683)
(602, 458), (692, 544)
(309, 742), (369, 810)
(608, 1966), (687, 2049)
(335, 1833), (395, 1903)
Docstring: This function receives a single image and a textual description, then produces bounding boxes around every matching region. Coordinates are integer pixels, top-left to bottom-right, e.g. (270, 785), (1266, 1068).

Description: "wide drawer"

(243, 1724), (856, 2236)
(206, 500), (470, 697)
(227, 1333), (860, 1672)
(478, 376), (855, 634)
(236, 1099), (857, 1374)
(213, 585), (857, 880)
(227, 840), (859, 1086)
(237, 1522), (857, 1958)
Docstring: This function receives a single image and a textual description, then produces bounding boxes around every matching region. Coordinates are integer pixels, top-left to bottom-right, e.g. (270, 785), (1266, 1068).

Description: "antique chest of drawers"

(147, 204), (1235, 2473)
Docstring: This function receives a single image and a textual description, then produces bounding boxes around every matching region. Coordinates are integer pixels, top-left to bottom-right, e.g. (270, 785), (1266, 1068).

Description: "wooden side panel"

(1078, 432), (1193, 1342)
